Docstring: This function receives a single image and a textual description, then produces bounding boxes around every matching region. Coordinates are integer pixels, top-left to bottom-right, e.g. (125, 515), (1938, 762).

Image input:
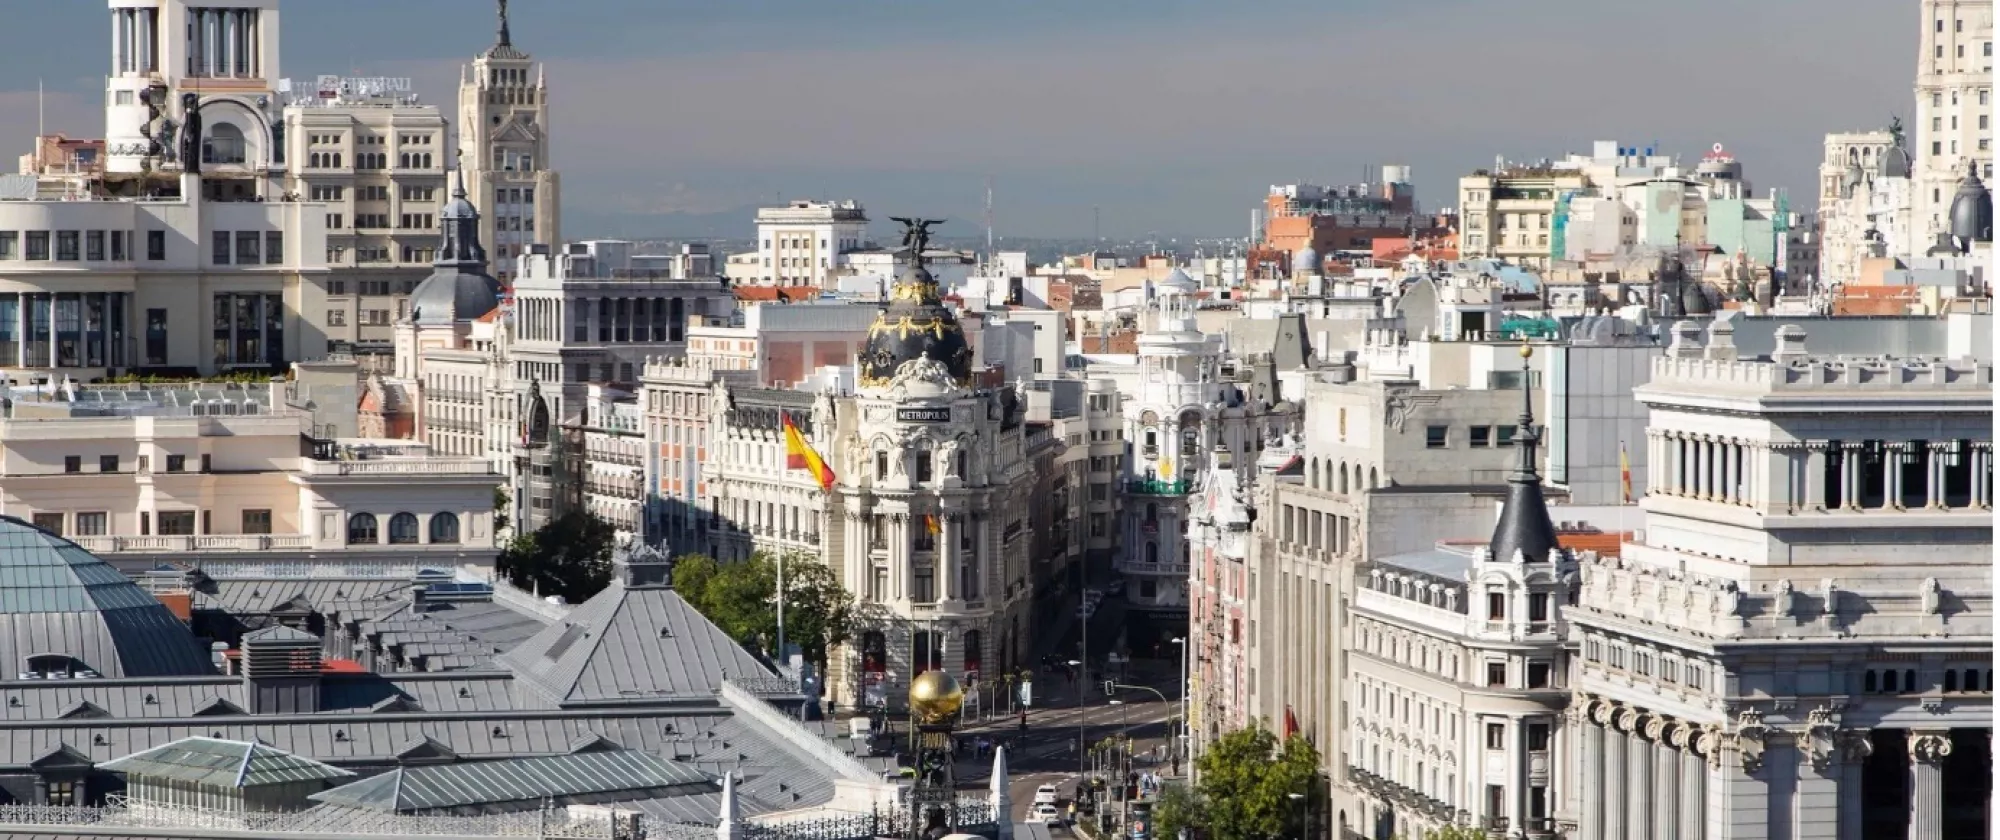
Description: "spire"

(990, 746), (1015, 840)
(1487, 339), (1560, 565)
(496, 0), (512, 48)
(715, 772), (741, 840)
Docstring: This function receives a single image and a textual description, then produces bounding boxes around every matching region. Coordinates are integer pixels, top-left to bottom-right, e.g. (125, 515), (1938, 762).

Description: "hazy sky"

(0, 0), (1913, 239)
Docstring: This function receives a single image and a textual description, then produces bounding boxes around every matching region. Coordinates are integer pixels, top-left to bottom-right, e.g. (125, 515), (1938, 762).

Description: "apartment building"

(0, 381), (499, 571)
(283, 79), (448, 355)
(732, 200), (869, 286)
(1913, 0), (1994, 253)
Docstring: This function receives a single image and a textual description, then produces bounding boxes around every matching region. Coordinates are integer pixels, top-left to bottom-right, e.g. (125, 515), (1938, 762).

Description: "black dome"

(859, 262), (973, 387)
(1949, 163), (1993, 245)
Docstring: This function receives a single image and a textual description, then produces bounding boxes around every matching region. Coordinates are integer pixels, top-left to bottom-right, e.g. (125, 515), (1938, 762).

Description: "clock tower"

(457, 0), (560, 283)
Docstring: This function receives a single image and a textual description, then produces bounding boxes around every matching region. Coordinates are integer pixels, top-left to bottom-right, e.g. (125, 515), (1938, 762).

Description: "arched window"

(428, 513), (461, 544)
(421, 153), (432, 169)
(347, 513), (378, 545)
(1338, 462), (1350, 494)
(399, 152), (411, 169)
(203, 123), (246, 165)
(1309, 459), (1320, 489)
(25, 654), (89, 678)
(387, 513), (420, 544)
(1370, 466), (1381, 489)
(860, 632), (888, 674)
(1145, 542), (1159, 564)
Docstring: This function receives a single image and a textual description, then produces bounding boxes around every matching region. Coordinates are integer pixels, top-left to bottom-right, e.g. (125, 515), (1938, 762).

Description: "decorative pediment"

(190, 696), (247, 717)
(30, 743), (91, 770)
(493, 120), (541, 144)
(567, 733), (623, 754)
(393, 735), (457, 762)
(57, 700), (110, 720)
(369, 694), (420, 713)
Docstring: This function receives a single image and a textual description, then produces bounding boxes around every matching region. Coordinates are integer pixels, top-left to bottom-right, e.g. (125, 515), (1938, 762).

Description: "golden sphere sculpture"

(908, 670), (965, 724)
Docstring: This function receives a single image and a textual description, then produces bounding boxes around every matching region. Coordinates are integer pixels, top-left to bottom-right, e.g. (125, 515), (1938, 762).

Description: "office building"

(456, 0), (559, 281)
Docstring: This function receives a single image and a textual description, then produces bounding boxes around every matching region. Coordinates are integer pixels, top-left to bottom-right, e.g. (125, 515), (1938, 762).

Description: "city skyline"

(0, 0), (1919, 239)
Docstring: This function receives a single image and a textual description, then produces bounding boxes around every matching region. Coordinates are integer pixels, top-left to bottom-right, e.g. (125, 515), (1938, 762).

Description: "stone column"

(1581, 704), (1605, 840)
(1836, 731), (1872, 840)
(1654, 730), (1678, 840)
(1692, 437), (1709, 499)
(1972, 444), (1989, 508)
(1723, 440), (1740, 504)
(1908, 730), (1950, 840)
(1804, 442), (1827, 509)
(938, 512), (957, 602)
(1930, 442), (1951, 509)
(1626, 710), (1652, 840)
(1673, 724), (1704, 840)
(1841, 443), (1861, 509)
(1884, 443), (1906, 507)
(1603, 707), (1628, 840)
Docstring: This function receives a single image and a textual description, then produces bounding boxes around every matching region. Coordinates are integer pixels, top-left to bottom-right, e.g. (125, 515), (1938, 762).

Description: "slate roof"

(0, 517), (217, 678)
(97, 736), (354, 787)
(310, 749), (711, 812)
(498, 583), (772, 707)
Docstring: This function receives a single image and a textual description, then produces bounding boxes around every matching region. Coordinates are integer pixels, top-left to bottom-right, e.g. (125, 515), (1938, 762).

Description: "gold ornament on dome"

(868, 315), (961, 341)
(890, 280), (942, 305)
(908, 670), (965, 724)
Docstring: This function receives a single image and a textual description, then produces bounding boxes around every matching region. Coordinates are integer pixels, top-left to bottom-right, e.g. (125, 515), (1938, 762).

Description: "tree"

(1191, 724), (1322, 840)
(495, 511), (615, 604)
(1151, 781), (1203, 840)
(491, 486), (512, 537)
(673, 550), (855, 671)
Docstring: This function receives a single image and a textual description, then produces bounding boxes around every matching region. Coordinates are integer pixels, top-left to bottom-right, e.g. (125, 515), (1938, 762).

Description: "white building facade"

(1912, 0), (1994, 254)
(456, 3), (559, 282)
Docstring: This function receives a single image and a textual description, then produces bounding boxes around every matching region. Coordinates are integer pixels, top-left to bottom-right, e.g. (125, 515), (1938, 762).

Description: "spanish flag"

(782, 413), (836, 490)
(925, 514), (942, 536)
(1619, 441), (1633, 504)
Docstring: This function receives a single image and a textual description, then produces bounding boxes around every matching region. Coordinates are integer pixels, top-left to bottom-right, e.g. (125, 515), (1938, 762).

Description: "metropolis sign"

(314, 75), (412, 98)
(895, 407), (952, 423)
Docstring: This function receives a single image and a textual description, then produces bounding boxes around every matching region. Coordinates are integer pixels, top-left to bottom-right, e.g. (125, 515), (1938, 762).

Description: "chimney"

(240, 626), (324, 714)
(1667, 320), (1705, 359)
(1705, 315), (1738, 361)
(1772, 324), (1811, 365)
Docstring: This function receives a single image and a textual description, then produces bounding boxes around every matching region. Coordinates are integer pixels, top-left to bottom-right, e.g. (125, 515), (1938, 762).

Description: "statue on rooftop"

(890, 217), (945, 260)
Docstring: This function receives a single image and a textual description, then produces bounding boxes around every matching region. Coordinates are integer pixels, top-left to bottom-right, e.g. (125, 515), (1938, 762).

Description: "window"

(63, 456), (81, 474)
(213, 231), (231, 264)
(428, 512), (460, 543)
(1485, 722), (1505, 750)
(55, 230), (79, 261)
(0, 231), (14, 260)
(1487, 591), (1506, 620)
(111, 230), (128, 260)
(235, 231), (260, 264)
(1528, 661), (1552, 688)
(31, 513), (64, 535)
(1529, 593), (1550, 622)
(347, 513), (379, 544)
(265, 231), (283, 264)
(1469, 426), (1492, 447)
(98, 455), (118, 473)
(147, 230), (166, 260)
(46, 780), (75, 807)
(327, 309), (346, 327)
(1527, 722), (1550, 751)
(241, 509), (272, 535)
(85, 230), (104, 261)
(73, 512), (107, 537)
(165, 454), (186, 473)
(158, 511), (196, 536)
(1425, 425), (1449, 448)
(26, 231), (49, 260)
(387, 512), (420, 544)
(1486, 661), (1507, 687)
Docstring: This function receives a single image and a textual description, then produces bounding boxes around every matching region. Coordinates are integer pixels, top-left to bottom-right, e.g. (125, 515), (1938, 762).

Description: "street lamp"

(1068, 659), (1086, 780)
(1170, 637), (1187, 776)
(1287, 792), (1306, 840)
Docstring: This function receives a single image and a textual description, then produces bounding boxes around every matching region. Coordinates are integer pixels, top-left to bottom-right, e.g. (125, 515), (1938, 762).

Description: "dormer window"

(23, 654), (90, 679)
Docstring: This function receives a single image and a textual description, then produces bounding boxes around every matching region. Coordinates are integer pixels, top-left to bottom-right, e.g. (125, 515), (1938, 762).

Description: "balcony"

(1118, 560), (1190, 577)
(1127, 479), (1191, 496)
(296, 459), (497, 478)
(72, 534), (314, 554)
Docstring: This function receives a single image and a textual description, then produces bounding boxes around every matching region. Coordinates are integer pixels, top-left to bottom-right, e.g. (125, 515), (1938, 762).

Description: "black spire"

(435, 153), (486, 268)
(1487, 340), (1560, 564)
(497, 0), (512, 48)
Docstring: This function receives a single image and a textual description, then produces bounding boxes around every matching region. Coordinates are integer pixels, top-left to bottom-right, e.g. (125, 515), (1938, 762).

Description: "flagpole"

(776, 551), (786, 664)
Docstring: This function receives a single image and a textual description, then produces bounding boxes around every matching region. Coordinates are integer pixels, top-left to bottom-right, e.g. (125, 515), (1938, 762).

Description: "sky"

(0, 0), (1913, 240)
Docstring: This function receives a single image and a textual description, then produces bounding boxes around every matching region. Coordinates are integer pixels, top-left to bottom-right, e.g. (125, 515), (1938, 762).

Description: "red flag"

(1283, 705), (1299, 740)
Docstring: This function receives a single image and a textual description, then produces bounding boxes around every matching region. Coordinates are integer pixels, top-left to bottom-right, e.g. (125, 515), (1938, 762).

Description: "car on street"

(1034, 804), (1062, 825)
(1034, 785), (1059, 806)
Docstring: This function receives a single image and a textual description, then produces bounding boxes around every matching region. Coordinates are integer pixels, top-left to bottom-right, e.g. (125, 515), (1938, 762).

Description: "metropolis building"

(702, 238), (1041, 710)
(1563, 321), (1992, 840)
